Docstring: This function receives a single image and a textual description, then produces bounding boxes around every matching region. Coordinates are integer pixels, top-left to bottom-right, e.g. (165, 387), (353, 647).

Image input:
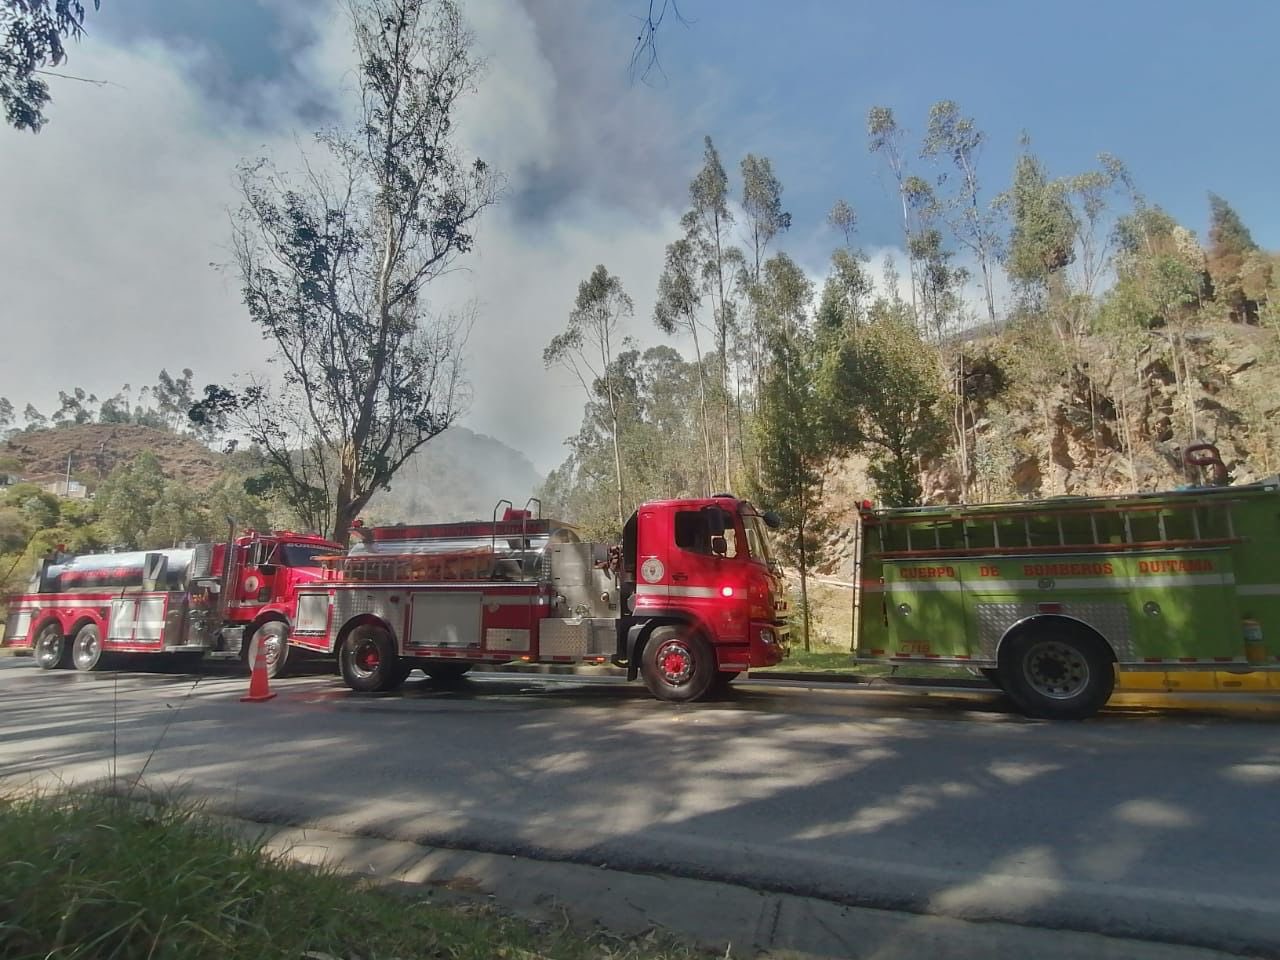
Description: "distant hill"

(1, 424), (223, 489)
(1, 422), (542, 525)
(365, 426), (542, 523)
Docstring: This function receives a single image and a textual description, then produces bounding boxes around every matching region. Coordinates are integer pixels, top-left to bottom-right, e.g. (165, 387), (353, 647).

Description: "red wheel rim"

(655, 639), (694, 685)
(354, 639), (381, 675)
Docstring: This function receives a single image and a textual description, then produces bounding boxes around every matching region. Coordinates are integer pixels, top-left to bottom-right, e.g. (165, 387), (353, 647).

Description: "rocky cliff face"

(818, 322), (1279, 577)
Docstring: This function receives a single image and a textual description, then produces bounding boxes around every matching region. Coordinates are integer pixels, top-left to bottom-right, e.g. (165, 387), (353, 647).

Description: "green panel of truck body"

(856, 480), (1280, 668)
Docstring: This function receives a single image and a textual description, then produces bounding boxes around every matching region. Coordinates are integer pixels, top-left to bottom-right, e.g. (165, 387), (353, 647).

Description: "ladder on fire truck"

(321, 498), (550, 583)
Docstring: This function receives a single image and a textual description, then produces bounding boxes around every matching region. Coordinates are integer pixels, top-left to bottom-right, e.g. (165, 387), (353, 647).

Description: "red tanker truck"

(2, 530), (341, 676)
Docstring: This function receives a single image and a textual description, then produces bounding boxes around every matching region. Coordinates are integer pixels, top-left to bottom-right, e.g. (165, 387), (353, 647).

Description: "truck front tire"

(249, 621), (291, 680)
(339, 625), (409, 693)
(1000, 624), (1114, 720)
(640, 625), (715, 702)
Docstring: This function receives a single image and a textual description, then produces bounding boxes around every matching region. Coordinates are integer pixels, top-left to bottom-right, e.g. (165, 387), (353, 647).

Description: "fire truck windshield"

(742, 513), (775, 565)
(279, 545), (331, 568)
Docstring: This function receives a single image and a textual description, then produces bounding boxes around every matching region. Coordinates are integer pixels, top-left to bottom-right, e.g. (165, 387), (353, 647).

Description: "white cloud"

(0, 0), (697, 478)
(0, 38), (276, 416)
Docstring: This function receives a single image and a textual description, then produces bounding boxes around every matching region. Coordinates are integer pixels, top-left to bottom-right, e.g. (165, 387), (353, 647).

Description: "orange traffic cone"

(240, 640), (277, 703)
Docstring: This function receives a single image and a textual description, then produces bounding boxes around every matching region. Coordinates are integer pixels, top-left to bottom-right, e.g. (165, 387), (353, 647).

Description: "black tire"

(640, 625), (716, 702)
(71, 623), (105, 672)
(1000, 624), (1115, 720)
(422, 661), (473, 683)
(248, 621), (291, 680)
(339, 625), (407, 693)
(33, 622), (68, 670)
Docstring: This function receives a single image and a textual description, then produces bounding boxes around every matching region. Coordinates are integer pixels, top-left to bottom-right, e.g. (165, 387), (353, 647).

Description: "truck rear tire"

(33, 623), (67, 670)
(640, 626), (715, 702)
(248, 621), (291, 680)
(340, 625), (408, 693)
(1000, 625), (1114, 720)
(71, 623), (104, 672)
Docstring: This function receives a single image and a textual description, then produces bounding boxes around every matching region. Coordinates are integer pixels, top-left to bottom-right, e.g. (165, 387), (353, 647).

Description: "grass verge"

(0, 792), (705, 960)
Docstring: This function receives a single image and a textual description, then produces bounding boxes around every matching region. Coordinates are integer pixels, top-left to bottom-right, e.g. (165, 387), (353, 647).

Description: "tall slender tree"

(868, 106), (920, 318)
(739, 153), (790, 446)
(689, 136), (737, 491)
(752, 253), (826, 651)
(546, 265), (634, 524)
(922, 100), (1001, 327)
(193, 0), (497, 544)
(655, 228), (714, 495)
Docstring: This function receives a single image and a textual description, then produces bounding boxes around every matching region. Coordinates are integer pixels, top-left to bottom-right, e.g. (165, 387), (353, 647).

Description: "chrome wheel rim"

(73, 629), (100, 670)
(257, 625), (285, 667)
(351, 637), (381, 679)
(34, 628), (63, 669)
(655, 639), (694, 686)
(1023, 640), (1089, 700)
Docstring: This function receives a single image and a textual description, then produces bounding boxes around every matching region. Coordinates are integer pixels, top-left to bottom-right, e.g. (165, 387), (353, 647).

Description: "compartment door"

(407, 591), (482, 651)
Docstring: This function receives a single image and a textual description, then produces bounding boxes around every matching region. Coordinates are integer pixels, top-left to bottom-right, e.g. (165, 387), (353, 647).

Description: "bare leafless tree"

(629, 0), (686, 82)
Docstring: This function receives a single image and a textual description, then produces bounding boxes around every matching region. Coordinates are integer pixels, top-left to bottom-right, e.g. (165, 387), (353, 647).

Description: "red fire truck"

(291, 496), (790, 701)
(2, 530), (342, 676)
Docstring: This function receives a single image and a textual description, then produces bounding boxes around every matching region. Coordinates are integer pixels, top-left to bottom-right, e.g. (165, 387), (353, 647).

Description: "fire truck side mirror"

(711, 535), (728, 557)
(762, 510), (782, 530)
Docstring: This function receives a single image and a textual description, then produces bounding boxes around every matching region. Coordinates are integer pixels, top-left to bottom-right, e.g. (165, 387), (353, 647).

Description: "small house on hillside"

(41, 479), (90, 500)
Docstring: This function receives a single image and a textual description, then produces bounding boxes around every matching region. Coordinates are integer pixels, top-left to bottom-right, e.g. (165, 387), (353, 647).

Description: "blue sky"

(94, 0), (1280, 253)
(645, 0), (1280, 251)
(3, 0), (1276, 471)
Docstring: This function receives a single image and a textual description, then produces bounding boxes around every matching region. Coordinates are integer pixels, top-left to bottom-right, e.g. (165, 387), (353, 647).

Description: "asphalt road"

(1, 656), (1277, 956)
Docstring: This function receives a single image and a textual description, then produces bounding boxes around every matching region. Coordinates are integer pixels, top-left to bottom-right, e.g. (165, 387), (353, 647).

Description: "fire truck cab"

(296, 495), (790, 701)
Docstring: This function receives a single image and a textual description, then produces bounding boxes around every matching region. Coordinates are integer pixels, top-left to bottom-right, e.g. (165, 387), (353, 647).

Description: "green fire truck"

(852, 445), (1279, 719)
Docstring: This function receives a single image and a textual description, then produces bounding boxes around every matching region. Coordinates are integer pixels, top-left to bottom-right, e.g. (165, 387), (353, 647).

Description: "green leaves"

(222, 0), (495, 542)
(1001, 148), (1076, 286)
(0, 0), (100, 132)
(819, 309), (949, 506)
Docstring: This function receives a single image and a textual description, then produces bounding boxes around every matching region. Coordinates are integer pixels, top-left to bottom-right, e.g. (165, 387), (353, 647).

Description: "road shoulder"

(218, 815), (1251, 960)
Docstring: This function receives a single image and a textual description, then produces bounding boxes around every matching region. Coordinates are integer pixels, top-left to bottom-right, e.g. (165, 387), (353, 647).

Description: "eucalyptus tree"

(868, 106), (920, 317)
(192, 0), (498, 544)
(546, 266), (634, 524)
(1, 0), (100, 132)
(922, 100), (1001, 326)
(739, 152), (791, 457)
(689, 136), (739, 491)
(655, 228), (714, 495)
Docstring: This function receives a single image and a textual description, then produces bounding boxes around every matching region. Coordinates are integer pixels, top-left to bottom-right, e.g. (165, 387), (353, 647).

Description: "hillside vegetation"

(0, 405), (539, 604)
(2, 424), (224, 489)
(535, 113), (1280, 647)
